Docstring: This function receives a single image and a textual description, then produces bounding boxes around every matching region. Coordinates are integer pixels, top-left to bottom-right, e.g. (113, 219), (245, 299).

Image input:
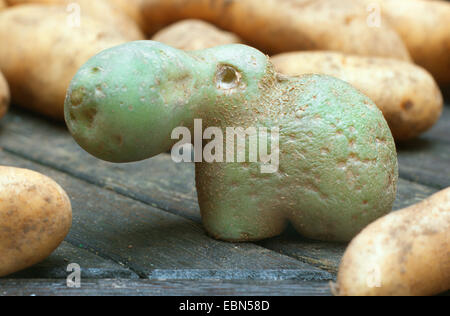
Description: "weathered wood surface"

(0, 279), (332, 296)
(397, 106), (450, 189)
(9, 242), (139, 279)
(0, 102), (448, 295)
(0, 150), (331, 281)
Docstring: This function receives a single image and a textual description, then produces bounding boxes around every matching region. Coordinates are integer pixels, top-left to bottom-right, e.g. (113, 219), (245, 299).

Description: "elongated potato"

(0, 5), (143, 119)
(0, 71), (8, 119)
(5, 0), (144, 39)
(116, 0), (411, 60)
(363, 0), (450, 86)
(0, 166), (72, 277)
(272, 51), (443, 141)
(152, 19), (243, 51)
(334, 188), (450, 296)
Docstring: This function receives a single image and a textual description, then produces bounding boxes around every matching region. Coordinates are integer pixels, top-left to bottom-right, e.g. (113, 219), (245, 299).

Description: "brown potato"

(364, 0), (450, 86)
(0, 166), (72, 277)
(271, 51), (443, 141)
(108, 0), (148, 32)
(0, 70), (8, 119)
(0, 4), (143, 119)
(120, 0), (412, 60)
(0, 0), (6, 10)
(5, 0), (144, 39)
(333, 188), (450, 296)
(152, 19), (243, 51)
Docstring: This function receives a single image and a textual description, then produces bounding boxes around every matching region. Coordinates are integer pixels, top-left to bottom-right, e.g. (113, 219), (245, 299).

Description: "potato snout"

(0, 167), (72, 277)
(65, 41), (398, 242)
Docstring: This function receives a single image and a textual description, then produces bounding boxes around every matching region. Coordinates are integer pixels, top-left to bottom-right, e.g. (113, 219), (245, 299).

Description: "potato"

(0, 4), (143, 119)
(115, 0), (411, 60)
(0, 0), (6, 10)
(271, 51), (443, 141)
(363, 0), (450, 86)
(64, 41), (398, 242)
(0, 70), (8, 119)
(108, 0), (148, 32)
(0, 166), (72, 277)
(152, 19), (243, 51)
(333, 188), (450, 296)
(7, 0), (145, 28)
(5, 0), (144, 39)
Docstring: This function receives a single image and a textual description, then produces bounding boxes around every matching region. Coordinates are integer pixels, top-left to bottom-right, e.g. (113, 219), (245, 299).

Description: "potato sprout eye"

(216, 65), (241, 90)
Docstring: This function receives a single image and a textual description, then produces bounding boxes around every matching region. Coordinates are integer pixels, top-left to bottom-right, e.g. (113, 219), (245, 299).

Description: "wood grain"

(0, 149), (332, 281)
(0, 279), (333, 296)
(8, 242), (139, 279)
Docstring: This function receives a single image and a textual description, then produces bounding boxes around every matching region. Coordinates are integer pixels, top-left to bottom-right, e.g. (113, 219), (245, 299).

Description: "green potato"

(65, 41), (398, 242)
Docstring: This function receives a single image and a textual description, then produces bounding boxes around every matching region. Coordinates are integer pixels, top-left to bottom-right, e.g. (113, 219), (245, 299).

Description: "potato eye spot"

(401, 100), (414, 111)
(70, 86), (85, 107)
(91, 67), (101, 74)
(216, 65), (241, 90)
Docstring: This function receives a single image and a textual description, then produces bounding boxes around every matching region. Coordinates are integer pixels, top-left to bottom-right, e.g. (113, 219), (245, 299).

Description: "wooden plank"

(395, 103), (450, 189)
(421, 104), (450, 144)
(397, 139), (450, 189)
(0, 150), (332, 281)
(8, 242), (138, 279)
(393, 178), (439, 210)
(259, 178), (439, 273)
(0, 109), (200, 221)
(0, 279), (333, 296)
(0, 108), (445, 275)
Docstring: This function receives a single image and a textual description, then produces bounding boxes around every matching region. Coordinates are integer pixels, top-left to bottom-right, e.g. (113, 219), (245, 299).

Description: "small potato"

(271, 51), (443, 141)
(334, 188), (450, 296)
(0, 167), (72, 277)
(0, 4), (143, 119)
(152, 19), (243, 51)
(0, 70), (9, 119)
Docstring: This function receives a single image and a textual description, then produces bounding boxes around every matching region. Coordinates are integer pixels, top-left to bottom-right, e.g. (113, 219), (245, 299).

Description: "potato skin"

(371, 0), (450, 87)
(334, 188), (450, 296)
(0, 167), (72, 277)
(271, 51), (443, 141)
(152, 19), (242, 51)
(0, 71), (9, 119)
(130, 0), (412, 60)
(0, 5), (143, 119)
(5, 0), (144, 40)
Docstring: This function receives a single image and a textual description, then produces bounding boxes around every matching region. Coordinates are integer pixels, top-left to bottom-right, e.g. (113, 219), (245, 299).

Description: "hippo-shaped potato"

(65, 41), (398, 242)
